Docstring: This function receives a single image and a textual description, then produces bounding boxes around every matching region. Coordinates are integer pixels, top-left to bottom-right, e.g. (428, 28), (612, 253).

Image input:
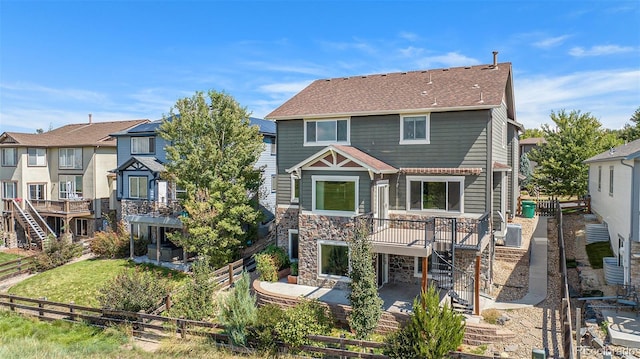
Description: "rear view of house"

(266, 53), (523, 314)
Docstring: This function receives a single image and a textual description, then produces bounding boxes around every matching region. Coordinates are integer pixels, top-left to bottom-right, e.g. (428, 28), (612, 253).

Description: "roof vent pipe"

(492, 51), (498, 68)
(89, 113), (92, 124)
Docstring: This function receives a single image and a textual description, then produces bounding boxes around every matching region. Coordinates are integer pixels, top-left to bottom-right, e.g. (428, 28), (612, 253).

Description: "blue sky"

(1, 1), (639, 134)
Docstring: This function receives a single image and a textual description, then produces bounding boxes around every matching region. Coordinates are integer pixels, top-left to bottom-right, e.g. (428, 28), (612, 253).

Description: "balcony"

(121, 199), (183, 218)
(358, 212), (490, 256)
(3, 199), (93, 217)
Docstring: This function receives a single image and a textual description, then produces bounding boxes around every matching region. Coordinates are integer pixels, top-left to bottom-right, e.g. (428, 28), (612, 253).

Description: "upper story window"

(28, 148), (46, 166)
(270, 137), (277, 155)
(1, 148), (17, 166)
(407, 176), (463, 213)
(400, 114), (430, 144)
(597, 166), (602, 192)
(131, 137), (155, 155)
(312, 175), (358, 215)
(59, 148), (82, 169)
(609, 166), (614, 196)
(291, 175), (300, 203)
(304, 118), (349, 146)
(129, 176), (149, 199)
(59, 175), (83, 199)
(28, 183), (45, 200)
(2, 182), (17, 199)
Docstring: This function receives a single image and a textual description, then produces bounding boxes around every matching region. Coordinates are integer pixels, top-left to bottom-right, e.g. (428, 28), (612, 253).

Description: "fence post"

(9, 296), (14, 311)
(38, 297), (45, 317)
(339, 334), (346, 359)
(179, 316), (186, 339)
(576, 307), (581, 359)
(69, 301), (75, 321)
(228, 263), (234, 286)
(165, 294), (172, 312)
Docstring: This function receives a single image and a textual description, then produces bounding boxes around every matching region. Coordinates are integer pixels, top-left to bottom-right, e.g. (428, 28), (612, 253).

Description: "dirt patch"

(1, 247), (39, 256)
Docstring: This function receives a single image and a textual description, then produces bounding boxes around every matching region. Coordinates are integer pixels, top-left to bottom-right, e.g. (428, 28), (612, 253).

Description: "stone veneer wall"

(631, 241), (640, 289)
(275, 206), (299, 255)
(389, 254), (422, 285)
(298, 213), (355, 290)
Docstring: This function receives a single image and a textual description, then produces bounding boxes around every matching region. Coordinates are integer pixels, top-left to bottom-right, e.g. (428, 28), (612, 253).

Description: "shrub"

(219, 271), (256, 346)
(275, 299), (333, 349)
(254, 252), (278, 282)
(34, 236), (82, 271)
(250, 304), (287, 354)
(384, 285), (465, 359)
(290, 261), (298, 276)
(97, 267), (172, 313)
(90, 221), (135, 258)
(481, 308), (501, 325)
(168, 256), (217, 320)
(262, 244), (290, 270)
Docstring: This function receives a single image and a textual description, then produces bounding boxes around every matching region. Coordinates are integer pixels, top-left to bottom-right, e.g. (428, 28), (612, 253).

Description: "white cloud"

(398, 31), (419, 42)
(258, 81), (313, 96)
(398, 46), (424, 58)
(533, 35), (572, 49)
(416, 52), (480, 68)
(569, 45), (636, 57)
(1, 82), (107, 103)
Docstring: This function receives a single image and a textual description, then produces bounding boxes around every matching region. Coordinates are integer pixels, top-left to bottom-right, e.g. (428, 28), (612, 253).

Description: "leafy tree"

(519, 152), (533, 189)
(219, 271), (256, 346)
(620, 107), (640, 142)
(521, 127), (544, 139)
(159, 90), (264, 268)
(384, 285), (465, 359)
(348, 218), (383, 339)
(529, 110), (622, 197)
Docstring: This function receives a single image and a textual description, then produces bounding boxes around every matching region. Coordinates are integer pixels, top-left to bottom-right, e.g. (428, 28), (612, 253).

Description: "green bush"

(275, 299), (333, 349)
(89, 221), (144, 259)
(34, 236), (82, 271)
(219, 271), (257, 346)
(168, 256), (217, 320)
(97, 267), (172, 313)
(250, 304), (287, 354)
(290, 261), (298, 276)
(255, 252), (278, 282)
(262, 244), (290, 270)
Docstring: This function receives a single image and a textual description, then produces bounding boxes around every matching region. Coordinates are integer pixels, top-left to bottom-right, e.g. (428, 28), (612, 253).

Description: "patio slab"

(602, 309), (640, 348)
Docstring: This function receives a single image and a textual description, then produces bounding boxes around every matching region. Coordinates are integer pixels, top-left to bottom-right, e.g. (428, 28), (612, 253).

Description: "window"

(407, 176), (463, 212)
(289, 229), (299, 261)
(174, 183), (187, 200)
(609, 166), (614, 196)
(312, 176), (358, 214)
(59, 175), (83, 199)
(59, 148), (82, 169)
(291, 176), (300, 203)
(270, 137), (277, 155)
(304, 118), (349, 146)
(318, 241), (349, 278)
(129, 176), (148, 199)
(2, 182), (17, 199)
(597, 166), (602, 192)
(271, 174), (277, 193)
(1, 148), (17, 166)
(28, 183), (45, 200)
(414, 255), (436, 277)
(75, 218), (88, 237)
(400, 114), (430, 144)
(28, 148), (46, 166)
(131, 137), (155, 154)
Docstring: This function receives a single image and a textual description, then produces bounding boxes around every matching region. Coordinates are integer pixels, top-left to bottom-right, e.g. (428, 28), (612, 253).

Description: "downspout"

(621, 159), (635, 285)
(486, 111), (493, 231)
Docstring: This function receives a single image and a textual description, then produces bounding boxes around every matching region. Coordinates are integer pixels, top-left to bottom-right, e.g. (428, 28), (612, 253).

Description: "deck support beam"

(421, 255), (428, 292)
(474, 254), (481, 316)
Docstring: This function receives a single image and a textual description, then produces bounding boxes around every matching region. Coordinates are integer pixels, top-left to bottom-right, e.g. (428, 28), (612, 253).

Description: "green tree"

(529, 110), (622, 197)
(521, 127), (544, 139)
(168, 256), (217, 320)
(519, 152), (533, 189)
(620, 107), (640, 142)
(159, 90), (264, 268)
(348, 218), (383, 339)
(383, 285), (465, 359)
(219, 271), (256, 346)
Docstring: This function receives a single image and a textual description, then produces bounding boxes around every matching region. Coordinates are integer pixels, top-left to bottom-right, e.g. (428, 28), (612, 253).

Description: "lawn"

(7, 259), (188, 307)
(0, 252), (22, 264)
(585, 241), (614, 269)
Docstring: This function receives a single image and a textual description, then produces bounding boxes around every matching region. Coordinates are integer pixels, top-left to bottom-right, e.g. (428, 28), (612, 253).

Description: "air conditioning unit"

(505, 223), (522, 248)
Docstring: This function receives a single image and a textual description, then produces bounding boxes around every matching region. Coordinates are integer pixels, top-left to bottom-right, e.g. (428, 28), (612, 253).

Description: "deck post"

(474, 255), (481, 316)
(129, 225), (134, 260)
(421, 256), (428, 292)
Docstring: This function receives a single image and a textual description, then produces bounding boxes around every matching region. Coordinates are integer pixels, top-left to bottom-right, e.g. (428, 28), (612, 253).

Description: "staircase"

(12, 199), (55, 249)
(431, 249), (475, 314)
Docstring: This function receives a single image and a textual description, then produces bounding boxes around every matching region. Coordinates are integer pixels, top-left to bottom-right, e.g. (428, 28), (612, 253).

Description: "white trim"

(399, 114), (430, 145)
(268, 105), (500, 121)
(414, 256), (425, 278)
(303, 118), (350, 147)
(312, 175), (359, 215)
(405, 175), (464, 213)
(277, 204), (299, 209)
(290, 175), (300, 203)
(288, 229), (299, 261)
(317, 240), (351, 281)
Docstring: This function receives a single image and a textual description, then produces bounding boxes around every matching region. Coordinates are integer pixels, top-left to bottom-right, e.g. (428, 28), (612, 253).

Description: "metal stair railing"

(24, 198), (56, 237)
(431, 249), (475, 313)
(12, 199), (48, 247)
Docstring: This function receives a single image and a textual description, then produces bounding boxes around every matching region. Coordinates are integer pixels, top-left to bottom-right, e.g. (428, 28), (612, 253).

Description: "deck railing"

(122, 199), (183, 217)
(29, 199), (92, 214)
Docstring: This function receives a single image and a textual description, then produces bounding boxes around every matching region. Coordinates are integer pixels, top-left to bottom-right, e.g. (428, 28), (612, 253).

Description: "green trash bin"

(522, 200), (536, 218)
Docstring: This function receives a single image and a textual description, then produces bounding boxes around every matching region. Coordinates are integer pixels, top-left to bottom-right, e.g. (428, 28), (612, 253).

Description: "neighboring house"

(584, 139), (640, 287)
(0, 118), (149, 248)
(519, 137), (546, 156)
(266, 55), (523, 314)
(249, 117), (277, 216)
(112, 116), (277, 265)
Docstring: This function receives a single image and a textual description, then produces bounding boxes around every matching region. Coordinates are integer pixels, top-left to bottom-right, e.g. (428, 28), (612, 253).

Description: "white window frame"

(399, 114), (430, 145)
(28, 183), (46, 200)
(271, 174), (277, 193)
(59, 175), (83, 199)
(27, 148), (46, 166)
(2, 182), (17, 199)
(312, 175), (359, 216)
(59, 148), (82, 169)
(288, 229), (299, 261)
(291, 175), (300, 203)
(129, 176), (148, 199)
(270, 137), (277, 155)
(597, 166), (602, 192)
(414, 256), (425, 278)
(303, 118), (350, 146)
(317, 240), (350, 281)
(609, 166), (614, 197)
(406, 175), (464, 213)
(131, 137), (155, 155)
(1, 148), (17, 167)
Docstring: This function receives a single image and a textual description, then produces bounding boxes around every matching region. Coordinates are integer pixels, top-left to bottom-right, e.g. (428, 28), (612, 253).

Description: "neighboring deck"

(3, 198), (93, 217)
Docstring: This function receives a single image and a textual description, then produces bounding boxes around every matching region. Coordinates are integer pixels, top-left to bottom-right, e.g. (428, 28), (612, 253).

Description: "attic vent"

(432, 97), (438, 106)
(442, 69), (449, 71)
(428, 72), (432, 84)
(472, 84), (480, 89)
(381, 74), (387, 77)
(465, 67), (471, 69)
(421, 91), (428, 96)
(401, 72), (407, 75)
(362, 76), (367, 78)
(478, 92), (484, 103)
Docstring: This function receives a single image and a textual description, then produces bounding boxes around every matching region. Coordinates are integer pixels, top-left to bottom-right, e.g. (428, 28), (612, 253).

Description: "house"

(266, 53), (523, 314)
(519, 137), (546, 156)
(584, 139), (640, 287)
(0, 118), (149, 248)
(112, 116), (277, 266)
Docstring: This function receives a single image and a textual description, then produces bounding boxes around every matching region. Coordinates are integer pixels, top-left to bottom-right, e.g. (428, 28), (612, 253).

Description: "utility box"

(505, 223), (522, 248)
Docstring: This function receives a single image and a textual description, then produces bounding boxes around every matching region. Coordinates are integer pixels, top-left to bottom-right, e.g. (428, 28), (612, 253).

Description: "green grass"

(7, 259), (188, 307)
(586, 242), (614, 269)
(0, 252), (22, 264)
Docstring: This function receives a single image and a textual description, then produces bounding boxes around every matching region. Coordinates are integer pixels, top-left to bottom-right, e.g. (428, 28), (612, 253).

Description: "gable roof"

(114, 156), (166, 173)
(267, 62), (513, 120)
(286, 145), (397, 176)
(0, 119), (149, 147)
(584, 139), (640, 163)
(249, 117), (276, 135)
(520, 137), (546, 145)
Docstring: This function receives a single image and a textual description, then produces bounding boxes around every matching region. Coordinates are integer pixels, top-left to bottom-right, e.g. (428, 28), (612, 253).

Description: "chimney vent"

(492, 51), (499, 68)
(89, 113), (93, 124)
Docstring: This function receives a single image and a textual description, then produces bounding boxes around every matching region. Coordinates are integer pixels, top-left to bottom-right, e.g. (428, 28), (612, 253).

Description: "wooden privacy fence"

(212, 258), (244, 290)
(517, 197), (591, 217)
(0, 256), (35, 281)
